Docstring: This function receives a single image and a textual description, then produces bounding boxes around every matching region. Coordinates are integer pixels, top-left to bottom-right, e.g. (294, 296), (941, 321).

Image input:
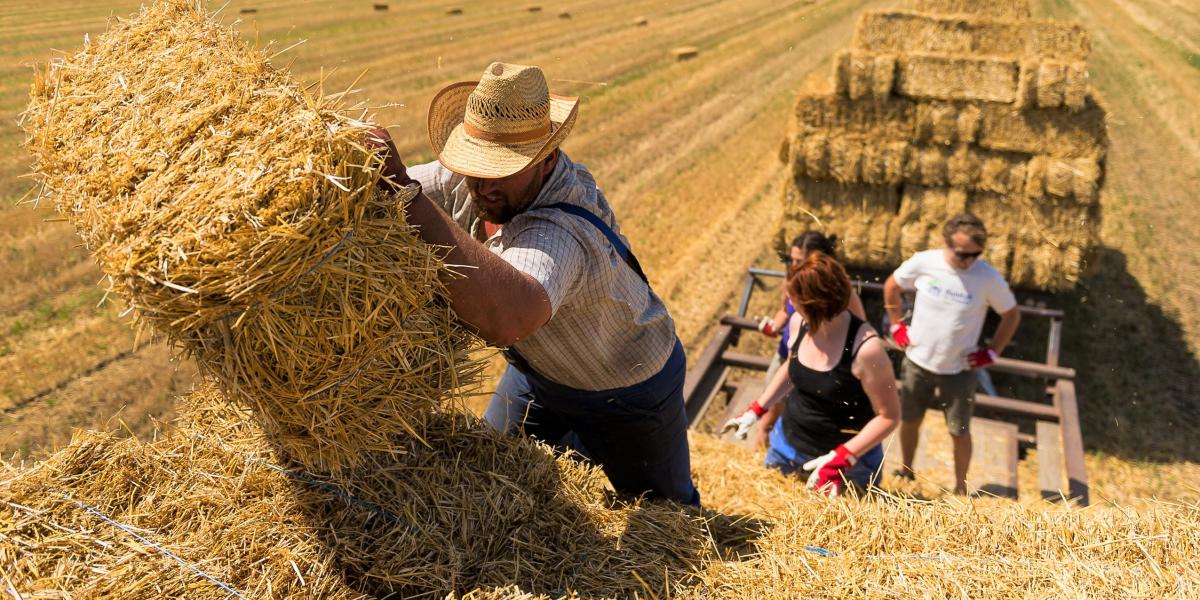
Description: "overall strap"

(542, 202), (648, 284)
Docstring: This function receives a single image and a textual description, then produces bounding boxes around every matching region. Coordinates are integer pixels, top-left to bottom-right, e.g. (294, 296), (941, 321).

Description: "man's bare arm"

(988, 306), (1021, 356)
(405, 192), (551, 347)
(883, 275), (905, 324)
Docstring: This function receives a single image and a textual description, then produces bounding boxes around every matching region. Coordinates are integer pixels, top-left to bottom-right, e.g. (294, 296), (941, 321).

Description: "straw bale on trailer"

(977, 101), (1107, 158)
(21, 0), (481, 471)
(853, 11), (1090, 61)
(0, 382), (710, 598)
(833, 51), (896, 101)
(4, 386), (1198, 597)
(913, 0), (1032, 19)
(779, 0), (1110, 290)
(894, 53), (1021, 103)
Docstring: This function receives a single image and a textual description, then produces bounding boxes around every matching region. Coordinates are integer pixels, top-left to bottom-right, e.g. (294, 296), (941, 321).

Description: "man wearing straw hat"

(369, 62), (700, 506)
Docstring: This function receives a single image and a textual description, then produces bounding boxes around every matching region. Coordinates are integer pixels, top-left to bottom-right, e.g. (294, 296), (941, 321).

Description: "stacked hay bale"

(4, 387), (1196, 598)
(781, 0), (1108, 290)
(0, 382), (711, 598)
(21, 0), (481, 471)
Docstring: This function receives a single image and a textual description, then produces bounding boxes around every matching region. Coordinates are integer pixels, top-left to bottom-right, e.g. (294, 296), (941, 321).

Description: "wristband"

(749, 401), (768, 417)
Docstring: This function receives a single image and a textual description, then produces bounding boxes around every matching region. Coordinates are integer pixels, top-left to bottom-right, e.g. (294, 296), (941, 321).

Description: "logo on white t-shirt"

(917, 277), (974, 306)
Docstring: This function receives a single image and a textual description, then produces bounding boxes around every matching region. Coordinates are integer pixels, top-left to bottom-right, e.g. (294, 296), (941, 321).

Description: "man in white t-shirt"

(883, 214), (1021, 495)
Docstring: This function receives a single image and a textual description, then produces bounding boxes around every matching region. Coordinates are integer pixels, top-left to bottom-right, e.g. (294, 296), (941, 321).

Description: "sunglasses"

(953, 249), (984, 260)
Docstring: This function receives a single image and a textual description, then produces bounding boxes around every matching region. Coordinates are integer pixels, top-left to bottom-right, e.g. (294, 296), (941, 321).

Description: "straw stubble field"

(0, 0), (1199, 591)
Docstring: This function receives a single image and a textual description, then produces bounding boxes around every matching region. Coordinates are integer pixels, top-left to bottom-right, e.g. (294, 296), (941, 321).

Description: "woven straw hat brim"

(428, 81), (578, 179)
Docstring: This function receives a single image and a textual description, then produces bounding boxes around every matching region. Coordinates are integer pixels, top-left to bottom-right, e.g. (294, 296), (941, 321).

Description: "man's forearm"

(989, 309), (1021, 355)
(883, 276), (905, 324)
(404, 192), (550, 345)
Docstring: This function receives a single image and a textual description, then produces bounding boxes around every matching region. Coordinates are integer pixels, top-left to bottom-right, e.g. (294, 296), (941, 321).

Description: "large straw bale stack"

(687, 436), (1199, 598)
(781, 0), (1108, 290)
(0, 382), (710, 598)
(854, 12), (1090, 61)
(20, 0), (481, 471)
(7, 395), (1197, 598)
(913, 0), (1032, 19)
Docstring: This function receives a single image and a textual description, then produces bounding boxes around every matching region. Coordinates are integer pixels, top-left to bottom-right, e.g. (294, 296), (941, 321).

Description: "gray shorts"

(900, 356), (978, 435)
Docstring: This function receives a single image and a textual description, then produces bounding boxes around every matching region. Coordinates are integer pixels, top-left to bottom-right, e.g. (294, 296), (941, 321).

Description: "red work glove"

(889, 322), (910, 349)
(721, 401), (768, 440)
(756, 316), (778, 338)
(802, 444), (857, 497)
(967, 347), (998, 369)
(365, 127), (416, 192)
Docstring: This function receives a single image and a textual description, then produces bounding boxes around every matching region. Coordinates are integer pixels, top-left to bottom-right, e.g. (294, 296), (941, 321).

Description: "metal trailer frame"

(684, 268), (1088, 505)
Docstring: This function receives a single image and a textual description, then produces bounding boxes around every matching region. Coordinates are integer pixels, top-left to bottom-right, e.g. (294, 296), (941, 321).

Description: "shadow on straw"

(272, 410), (743, 597)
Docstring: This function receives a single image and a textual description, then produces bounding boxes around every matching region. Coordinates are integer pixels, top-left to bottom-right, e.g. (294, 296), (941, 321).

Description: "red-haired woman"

(724, 252), (900, 496)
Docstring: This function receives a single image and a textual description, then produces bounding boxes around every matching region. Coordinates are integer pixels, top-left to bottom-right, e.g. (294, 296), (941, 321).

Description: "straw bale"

(672, 46), (700, 61)
(979, 155), (1027, 196)
(1024, 156), (1102, 202)
(687, 434), (1200, 597)
(21, 0), (481, 471)
(905, 147), (950, 187)
(1036, 61), (1068, 108)
(977, 101), (1107, 158)
(861, 141), (910, 186)
(853, 11), (1090, 61)
(947, 147), (980, 188)
(1072, 157), (1102, 202)
(872, 54), (897, 100)
(787, 179), (902, 265)
(1016, 59), (1039, 109)
(1064, 62), (1089, 111)
(849, 54), (873, 101)
(0, 383), (711, 598)
(802, 134), (830, 179)
(964, 189), (1099, 289)
(7, 388), (1199, 596)
(912, 0), (1032, 19)
(373, 3), (389, 11)
(1044, 157), (1076, 197)
(633, 16), (648, 26)
(447, 7), (464, 15)
(827, 135), (864, 183)
(792, 94), (915, 139)
(833, 50), (852, 97)
(956, 104), (982, 143)
(895, 185), (969, 258)
(916, 102), (960, 145)
(893, 53), (1021, 103)
(1025, 155), (1048, 198)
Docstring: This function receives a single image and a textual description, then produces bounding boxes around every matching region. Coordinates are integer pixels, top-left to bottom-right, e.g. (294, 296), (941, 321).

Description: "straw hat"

(429, 62), (579, 179)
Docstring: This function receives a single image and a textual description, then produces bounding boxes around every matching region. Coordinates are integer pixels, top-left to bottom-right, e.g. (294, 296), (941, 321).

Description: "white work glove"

(801, 444), (857, 497)
(721, 401), (767, 439)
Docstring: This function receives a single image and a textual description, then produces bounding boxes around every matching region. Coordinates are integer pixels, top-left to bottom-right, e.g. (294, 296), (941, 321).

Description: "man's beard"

(470, 166), (545, 224)
(475, 201), (520, 224)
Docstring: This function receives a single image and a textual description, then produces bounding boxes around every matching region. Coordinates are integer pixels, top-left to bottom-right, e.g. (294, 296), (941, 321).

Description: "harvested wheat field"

(2, 0), (1199, 596)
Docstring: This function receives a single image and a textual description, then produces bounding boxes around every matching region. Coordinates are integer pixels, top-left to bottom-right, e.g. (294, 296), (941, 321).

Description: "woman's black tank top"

(781, 314), (876, 457)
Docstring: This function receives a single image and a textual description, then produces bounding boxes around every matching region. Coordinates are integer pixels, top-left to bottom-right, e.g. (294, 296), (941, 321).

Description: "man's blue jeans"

(484, 340), (700, 506)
